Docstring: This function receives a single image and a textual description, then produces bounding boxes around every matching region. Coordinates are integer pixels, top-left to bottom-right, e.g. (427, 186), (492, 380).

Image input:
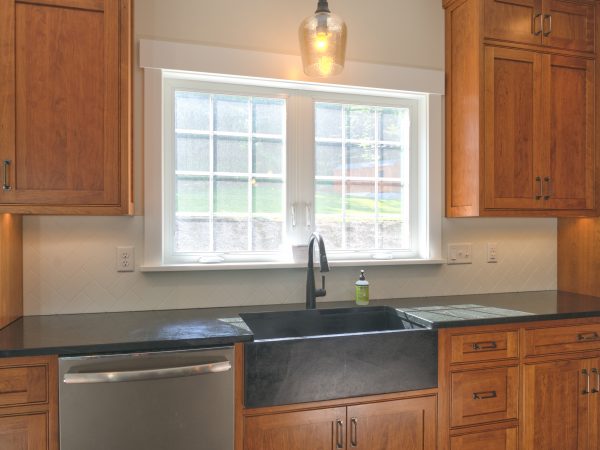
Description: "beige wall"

(22, 0), (558, 315)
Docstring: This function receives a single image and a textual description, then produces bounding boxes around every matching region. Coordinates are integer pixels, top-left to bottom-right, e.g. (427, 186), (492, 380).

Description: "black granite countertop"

(1, 290), (600, 357)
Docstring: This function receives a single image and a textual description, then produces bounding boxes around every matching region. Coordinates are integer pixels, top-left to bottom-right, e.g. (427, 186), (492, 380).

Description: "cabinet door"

(0, 413), (48, 450)
(522, 358), (594, 450)
(484, 46), (544, 210)
(484, 0), (542, 45)
(244, 407), (346, 450)
(0, 0), (131, 214)
(541, 55), (595, 210)
(542, 0), (595, 53)
(346, 396), (436, 450)
(450, 426), (518, 450)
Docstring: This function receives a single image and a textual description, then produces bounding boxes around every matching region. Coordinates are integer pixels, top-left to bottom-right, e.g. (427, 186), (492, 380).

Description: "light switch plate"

(447, 243), (472, 265)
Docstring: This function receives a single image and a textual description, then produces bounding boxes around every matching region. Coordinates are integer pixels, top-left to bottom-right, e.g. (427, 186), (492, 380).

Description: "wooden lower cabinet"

(243, 394), (437, 450)
(0, 413), (49, 450)
(522, 358), (597, 450)
(0, 356), (58, 450)
(450, 426), (518, 450)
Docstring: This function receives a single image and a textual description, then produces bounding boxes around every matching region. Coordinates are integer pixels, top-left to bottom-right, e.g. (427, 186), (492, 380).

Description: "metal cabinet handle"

(533, 13), (543, 36)
(473, 390), (497, 400)
(63, 360), (231, 384)
(583, 369), (590, 395)
(543, 14), (552, 36)
(335, 419), (344, 449)
(291, 203), (297, 228)
(578, 332), (599, 341)
(350, 417), (358, 447)
(592, 368), (600, 394)
(543, 177), (551, 200)
(305, 203), (312, 230)
(2, 160), (11, 191)
(472, 341), (497, 351)
(535, 176), (543, 199)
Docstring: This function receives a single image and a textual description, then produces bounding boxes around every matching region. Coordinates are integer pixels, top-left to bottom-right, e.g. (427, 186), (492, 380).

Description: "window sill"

(139, 258), (445, 272)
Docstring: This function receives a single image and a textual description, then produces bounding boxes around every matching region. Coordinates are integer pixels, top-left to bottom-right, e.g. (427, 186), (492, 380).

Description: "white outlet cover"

(447, 243), (472, 265)
(116, 246), (135, 272)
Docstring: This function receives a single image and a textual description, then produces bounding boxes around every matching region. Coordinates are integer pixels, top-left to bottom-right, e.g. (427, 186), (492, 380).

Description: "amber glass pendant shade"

(299, 0), (347, 77)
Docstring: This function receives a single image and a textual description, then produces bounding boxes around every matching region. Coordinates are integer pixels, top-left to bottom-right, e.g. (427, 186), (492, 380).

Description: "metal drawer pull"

(335, 419), (344, 449)
(473, 390), (497, 400)
(472, 341), (497, 350)
(593, 368), (600, 394)
(63, 360), (231, 384)
(2, 160), (11, 191)
(577, 332), (599, 341)
(350, 417), (358, 447)
(543, 14), (552, 36)
(291, 203), (296, 228)
(535, 176), (542, 199)
(583, 369), (590, 394)
(543, 177), (551, 200)
(533, 13), (543, 36)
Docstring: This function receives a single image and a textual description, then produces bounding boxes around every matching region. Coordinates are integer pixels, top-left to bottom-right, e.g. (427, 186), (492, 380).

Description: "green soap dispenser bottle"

(355, 270), (369, 305)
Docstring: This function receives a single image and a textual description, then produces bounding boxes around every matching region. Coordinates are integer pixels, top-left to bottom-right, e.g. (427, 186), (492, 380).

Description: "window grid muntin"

(315, 102), (409, 251)
(172, 90), (286, 255)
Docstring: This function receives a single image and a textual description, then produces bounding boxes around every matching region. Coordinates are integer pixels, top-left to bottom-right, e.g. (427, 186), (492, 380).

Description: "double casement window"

(160, 77), (426, 266)
(140, 41), (443, 270)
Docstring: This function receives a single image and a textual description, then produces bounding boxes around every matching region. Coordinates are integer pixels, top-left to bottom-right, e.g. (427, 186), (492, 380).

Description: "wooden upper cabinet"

(484, 0), (543, 45)
(346, 396), (437, 450)
(244, 407), (346, 450)
(444, 0), (598, 217)
(484, 46), (543, 210)
(0, 0), (132, 215)
(543, 54), (595, 210)
(522, 358), (596, 450)
(542, 0), (595, 53)
(483, 0), (595, 53)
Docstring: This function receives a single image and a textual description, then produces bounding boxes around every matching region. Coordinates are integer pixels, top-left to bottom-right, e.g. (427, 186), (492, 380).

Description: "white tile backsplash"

(22, 216), (557, 315)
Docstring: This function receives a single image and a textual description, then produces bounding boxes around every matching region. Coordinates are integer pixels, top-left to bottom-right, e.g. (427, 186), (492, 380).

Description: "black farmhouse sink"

(240, 306), (437, 408)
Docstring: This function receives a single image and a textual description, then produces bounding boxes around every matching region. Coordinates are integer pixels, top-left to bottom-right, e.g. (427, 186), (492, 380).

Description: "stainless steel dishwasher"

(59, 346), (234, 450)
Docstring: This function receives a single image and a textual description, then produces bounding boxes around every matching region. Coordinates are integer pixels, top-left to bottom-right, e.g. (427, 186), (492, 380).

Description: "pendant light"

(299, 0), (347, 77)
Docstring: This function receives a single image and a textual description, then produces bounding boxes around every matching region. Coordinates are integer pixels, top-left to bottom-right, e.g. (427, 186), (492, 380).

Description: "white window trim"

(140, 40), (444, 271)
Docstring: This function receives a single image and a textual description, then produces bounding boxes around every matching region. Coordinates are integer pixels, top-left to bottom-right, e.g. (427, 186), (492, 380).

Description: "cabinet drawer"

(0, 365), (48, 408)
(450, 366), (518, 427)
(450, 426), (518, 450)
(450, 331), (518, 364)
(524, 323), (600, 356)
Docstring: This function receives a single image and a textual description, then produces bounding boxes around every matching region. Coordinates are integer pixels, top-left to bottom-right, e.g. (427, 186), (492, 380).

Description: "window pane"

(379, 182), (403, 215)
(253, 179), (283, 214)
(214, 218), (248, 251)
(346, 144), (376, 177)
(253, 138), (283, 174)
(214, 177), (247, 213)
(315, 103), (342, 138)
(253, 217), (283, 251)
(215, 137), (248, 173)
(346, 106), (375, 141)
(175, 91), (209, 130)
(380, 108), (407, 142)
(379, 145), (402, 178)
(174, 218), (210, 252)
(253, 98), (285, 135)
(345, 181), (376, 250)
(378, 219), (404, 249)
(315, 180), (342, 250)
(176, 176), (209, 213)
(316, 143), (342, 177)
(176, 134), (209, 172)
(214, 95), (248, 132)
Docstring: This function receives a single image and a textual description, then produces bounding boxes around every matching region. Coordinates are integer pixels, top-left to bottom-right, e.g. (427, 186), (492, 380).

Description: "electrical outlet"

(487, 242), (498, 263)
(116, 246), (135, 272)
(447, 243), (472, 265)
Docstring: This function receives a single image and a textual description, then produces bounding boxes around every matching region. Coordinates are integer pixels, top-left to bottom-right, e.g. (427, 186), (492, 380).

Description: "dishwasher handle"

(63, 360), (231, 384)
